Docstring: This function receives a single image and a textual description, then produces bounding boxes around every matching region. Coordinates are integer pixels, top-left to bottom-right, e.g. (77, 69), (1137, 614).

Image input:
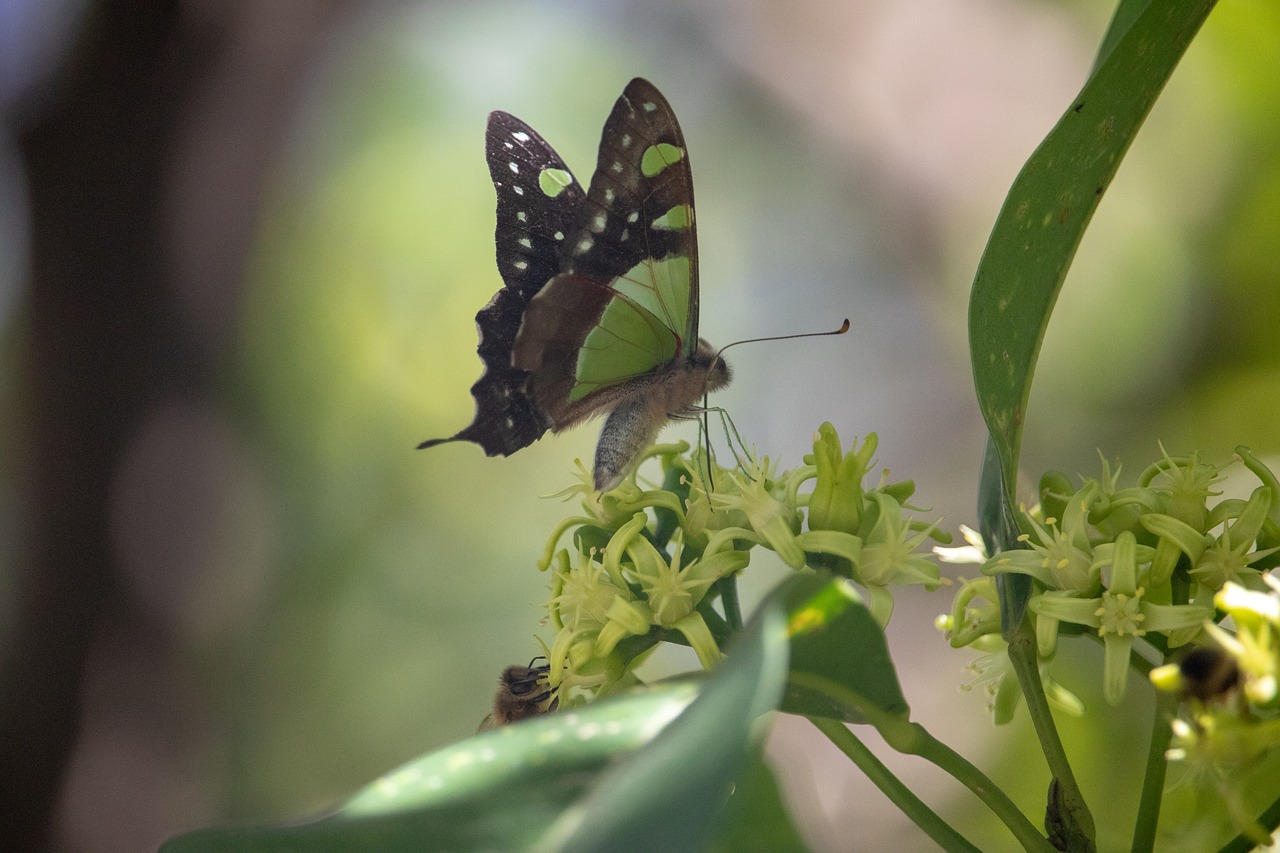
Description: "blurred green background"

(2, 0), (1278, 850)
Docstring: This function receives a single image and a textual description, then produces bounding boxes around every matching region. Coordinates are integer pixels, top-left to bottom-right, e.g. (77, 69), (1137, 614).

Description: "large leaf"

(968, 0), (1216, 514)
(706, 748), (810, 853)
(539, 590), (789, 852)
(779, 571), (908, 723)
(966, 5), (1217, 845)
(160, 682), (701, 852)
(969, 0), (1217, 638)
(162, 584), (794, 853)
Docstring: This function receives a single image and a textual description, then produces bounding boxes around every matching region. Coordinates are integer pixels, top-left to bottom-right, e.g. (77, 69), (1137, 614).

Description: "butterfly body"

(590, 338), (729, 489)
(421, 79), (728, 490)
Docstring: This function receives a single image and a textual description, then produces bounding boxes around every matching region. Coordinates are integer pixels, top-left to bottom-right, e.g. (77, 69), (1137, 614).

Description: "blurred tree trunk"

(4, 3), (205, 849)
(5, 1), (352, 846)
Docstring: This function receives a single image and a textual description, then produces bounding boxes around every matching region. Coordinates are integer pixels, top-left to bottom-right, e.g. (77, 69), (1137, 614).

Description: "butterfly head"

(691, 337), (732, 395)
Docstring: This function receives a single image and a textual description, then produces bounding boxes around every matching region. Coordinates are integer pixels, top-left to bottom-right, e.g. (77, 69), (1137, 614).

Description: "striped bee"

(479, 657), (558, 730)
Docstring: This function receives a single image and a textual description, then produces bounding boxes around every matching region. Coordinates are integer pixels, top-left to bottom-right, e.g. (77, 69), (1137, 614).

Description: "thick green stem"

(890, 719), (1057, 853)
(1006, 619), (1097, 848)
(807, 716), (981, 853)
(1217, 791), (1280, 853)
(1131, 688), (1177, 852)
(719, 575), (743, 632)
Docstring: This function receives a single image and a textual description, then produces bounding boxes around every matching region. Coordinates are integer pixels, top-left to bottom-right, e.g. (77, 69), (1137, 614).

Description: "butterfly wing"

(419, 111), (585, 454)
(421, 79), (705, 477)
(511, 77), (700, 425)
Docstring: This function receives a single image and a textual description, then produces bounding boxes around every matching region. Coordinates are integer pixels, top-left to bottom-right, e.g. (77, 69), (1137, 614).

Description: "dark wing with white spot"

(565, 77), (700, 348)
(488, 111), (584, 300)
(418, 111), (585, 456)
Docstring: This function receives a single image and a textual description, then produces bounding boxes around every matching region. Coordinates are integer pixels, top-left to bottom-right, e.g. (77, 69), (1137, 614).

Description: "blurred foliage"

(4, 0), (1280, 849)
(206, 0), (1280, 838)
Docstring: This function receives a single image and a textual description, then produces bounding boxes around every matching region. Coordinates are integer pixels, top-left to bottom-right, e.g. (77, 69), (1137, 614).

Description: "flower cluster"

(939, 447), (1280, 710)
(1146, 573), (1280, 842)
(540, 424), (945, 702)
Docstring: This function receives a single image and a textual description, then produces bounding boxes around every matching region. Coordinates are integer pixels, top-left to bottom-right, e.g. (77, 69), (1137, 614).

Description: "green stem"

(1006, 619), (1097, 848)
(1131, 688), (1176, 852)
(896, 720), (1057, 853)
(807, 717), (981, 853)
(1217, 791), (1280, 853)
(719, 575), (743, 631)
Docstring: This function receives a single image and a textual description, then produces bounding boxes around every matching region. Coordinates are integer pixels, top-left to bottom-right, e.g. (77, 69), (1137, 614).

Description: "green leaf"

(968, 0), (1216, 504)
(779, 570), (909, 723)
(160, 682), (701, 853)
(970, 0), (1215, 643)
(707, 748), (810, 853)
(162, 585), (791, 853)
(542, 587), (789, 852)
(978, 437), (1033, 636)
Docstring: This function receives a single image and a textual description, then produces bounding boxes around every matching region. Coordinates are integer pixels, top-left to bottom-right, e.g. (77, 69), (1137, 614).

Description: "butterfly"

(420, 78), (730, 491)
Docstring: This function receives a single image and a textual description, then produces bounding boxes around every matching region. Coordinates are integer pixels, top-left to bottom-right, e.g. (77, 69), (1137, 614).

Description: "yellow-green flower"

(547, 543), (648, 696)
(1166, 713), (1280, 845)
(1189, 486), (1275, 591)
(981, 483), (1100, 594)
(712, 453), (803, 568)
(1204, 580), (1280, 706)
(1140, 447), (1222, 532)
(620, 526), (747, 667)
(942, 632), (1083, 725)
(1031, 531), (1212, 704)
(937, 575), (1000, 648)
(850, 492), (940, 624)
(807, 423), (875, 534)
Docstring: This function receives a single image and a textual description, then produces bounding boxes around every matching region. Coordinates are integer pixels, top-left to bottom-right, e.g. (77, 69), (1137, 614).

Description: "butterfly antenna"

(712, 318), (849, 366)
(695, 321), (849, 492)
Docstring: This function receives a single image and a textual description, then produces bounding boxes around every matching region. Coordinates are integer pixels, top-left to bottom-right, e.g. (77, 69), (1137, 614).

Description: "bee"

(478, 657), (558, 731)
(1177, 645), (1241, 704)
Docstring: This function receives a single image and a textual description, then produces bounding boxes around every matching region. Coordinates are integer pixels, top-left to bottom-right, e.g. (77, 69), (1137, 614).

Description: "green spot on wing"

(539, 168), (574, 197)
(640, 143), (684, 178)
(650, 205), (692, 230)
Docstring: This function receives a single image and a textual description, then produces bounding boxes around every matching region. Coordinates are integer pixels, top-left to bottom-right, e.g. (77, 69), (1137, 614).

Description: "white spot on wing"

(514, 259), (527, 270)
(514, 186), (524, 196)
(512, 131), (530, 142)
(610, 161), (622, 173)
(509, 162), (519, 174)
(591, 213), (606, 232)
(626, 211), (639, 223)
(620, 134), (632, 148)
(516, 211), (527, 222)
(576, 236), (593, 254)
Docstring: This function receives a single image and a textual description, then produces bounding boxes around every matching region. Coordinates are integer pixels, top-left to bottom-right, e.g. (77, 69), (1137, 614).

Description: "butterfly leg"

(666, 408), (720, 490)
(677, 404), (754, 484)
